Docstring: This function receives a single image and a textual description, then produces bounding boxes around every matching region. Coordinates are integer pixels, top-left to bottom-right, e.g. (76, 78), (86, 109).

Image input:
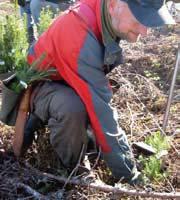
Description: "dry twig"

(62, 144), (85, 190)
(26, 166), (180, 199)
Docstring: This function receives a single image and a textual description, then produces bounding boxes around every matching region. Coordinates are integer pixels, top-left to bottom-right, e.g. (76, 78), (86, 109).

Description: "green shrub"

(0, 6), (56, 74)
(37, 7), (54, 36)
(0, 14), (28, 73)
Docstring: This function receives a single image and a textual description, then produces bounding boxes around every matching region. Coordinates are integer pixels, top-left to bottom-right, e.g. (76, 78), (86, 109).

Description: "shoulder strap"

(69, 3), (101, 42)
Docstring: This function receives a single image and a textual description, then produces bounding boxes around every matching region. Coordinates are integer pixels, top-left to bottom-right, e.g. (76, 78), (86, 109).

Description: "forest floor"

(0, 0), (180, 199)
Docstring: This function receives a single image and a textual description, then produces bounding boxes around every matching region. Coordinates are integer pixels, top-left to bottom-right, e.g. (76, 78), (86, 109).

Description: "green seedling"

(139, 131), (171, 183)
(145, 131), (170, 153)
(9, 53), (56, 93)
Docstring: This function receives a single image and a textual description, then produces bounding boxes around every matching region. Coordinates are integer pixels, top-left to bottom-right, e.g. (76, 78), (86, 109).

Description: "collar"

(101, 0), (123, 66)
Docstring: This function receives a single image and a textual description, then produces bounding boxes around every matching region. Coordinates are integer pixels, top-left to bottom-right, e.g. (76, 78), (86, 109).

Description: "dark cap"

(122, 0), (175, 27)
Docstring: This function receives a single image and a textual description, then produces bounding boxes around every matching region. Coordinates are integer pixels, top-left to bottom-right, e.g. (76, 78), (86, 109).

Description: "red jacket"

(28, 0), (122, 153)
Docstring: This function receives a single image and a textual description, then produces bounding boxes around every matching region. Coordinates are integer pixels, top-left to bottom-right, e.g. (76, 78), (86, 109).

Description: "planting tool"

(162, 43), (180, 132)
(13, 87), (32, 157)
(132, 142), (156, 155)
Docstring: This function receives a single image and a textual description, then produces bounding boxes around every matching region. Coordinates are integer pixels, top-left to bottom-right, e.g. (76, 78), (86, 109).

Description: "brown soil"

(0, 1), (180, 199)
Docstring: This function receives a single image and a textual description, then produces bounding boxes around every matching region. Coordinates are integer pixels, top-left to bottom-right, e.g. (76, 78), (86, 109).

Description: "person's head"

(107, 0), (175, 43)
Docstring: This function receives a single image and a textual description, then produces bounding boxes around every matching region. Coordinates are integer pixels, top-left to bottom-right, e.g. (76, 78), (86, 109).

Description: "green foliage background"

(0, 6), (55, 74)
(0, 14), (28, 73)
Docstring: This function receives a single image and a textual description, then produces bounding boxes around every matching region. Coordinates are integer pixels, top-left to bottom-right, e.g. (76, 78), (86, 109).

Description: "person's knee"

(49, 111), (88, 169)
(32, 82), (88, 168)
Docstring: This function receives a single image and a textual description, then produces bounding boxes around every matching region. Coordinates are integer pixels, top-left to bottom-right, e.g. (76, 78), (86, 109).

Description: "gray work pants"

(32, 81), (88, 169)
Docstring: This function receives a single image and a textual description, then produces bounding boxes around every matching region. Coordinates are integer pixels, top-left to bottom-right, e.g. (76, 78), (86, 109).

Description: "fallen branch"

(16, 182), (48, 200)
(26, 165), (180, 199)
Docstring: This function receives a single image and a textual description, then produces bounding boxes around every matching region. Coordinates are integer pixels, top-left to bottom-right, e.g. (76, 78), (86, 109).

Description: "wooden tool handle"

(13, 87), (31, 157)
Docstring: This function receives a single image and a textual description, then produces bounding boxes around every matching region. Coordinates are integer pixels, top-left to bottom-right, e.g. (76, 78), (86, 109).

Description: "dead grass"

(0, 1), (180, 199)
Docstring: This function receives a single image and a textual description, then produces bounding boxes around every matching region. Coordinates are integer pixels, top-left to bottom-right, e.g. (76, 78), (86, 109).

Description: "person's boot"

(21, 113), (44, 154)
